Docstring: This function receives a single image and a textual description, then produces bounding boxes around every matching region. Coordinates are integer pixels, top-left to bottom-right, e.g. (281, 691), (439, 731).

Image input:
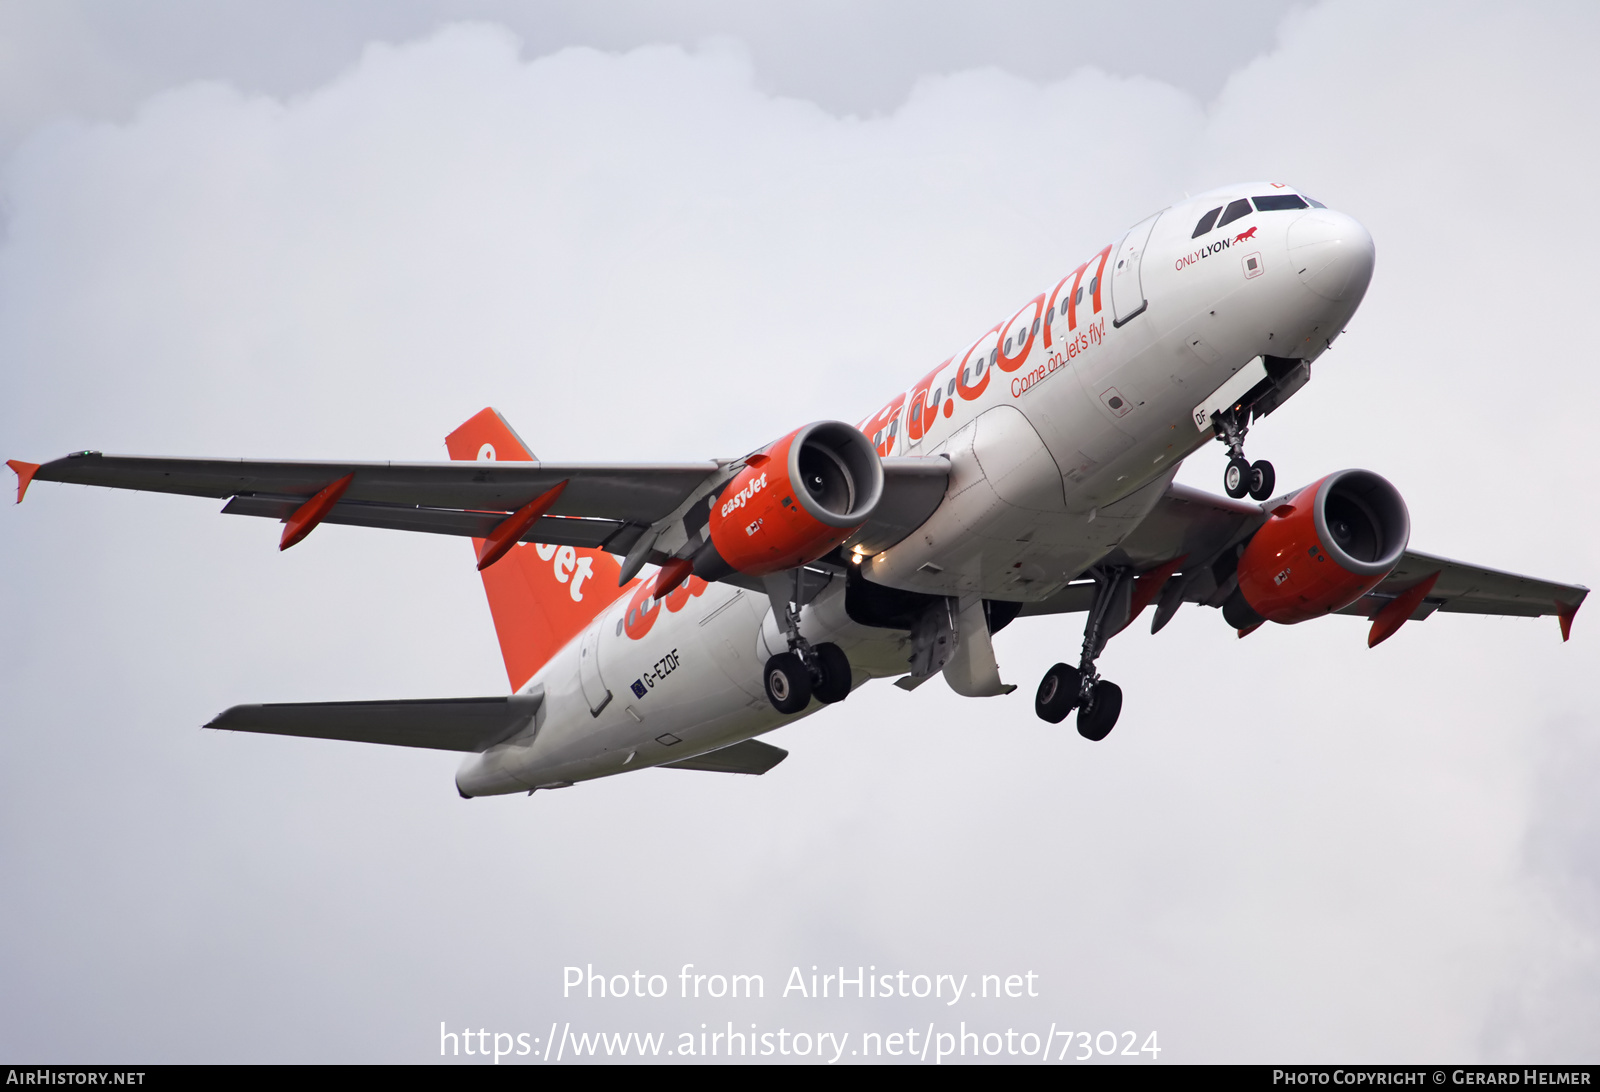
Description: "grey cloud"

(0, 0), (1298, 157)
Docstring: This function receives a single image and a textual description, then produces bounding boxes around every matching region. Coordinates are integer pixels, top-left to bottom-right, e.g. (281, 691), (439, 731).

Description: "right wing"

(13, 448), (949, 560)
(22, 450), (718, 556)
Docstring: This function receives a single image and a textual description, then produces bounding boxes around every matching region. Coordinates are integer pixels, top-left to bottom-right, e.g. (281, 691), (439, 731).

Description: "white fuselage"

(456, 182), (1375, 796)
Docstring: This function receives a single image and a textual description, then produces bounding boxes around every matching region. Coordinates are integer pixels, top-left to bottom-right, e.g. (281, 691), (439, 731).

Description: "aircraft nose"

(1287, 209), (1375, 302)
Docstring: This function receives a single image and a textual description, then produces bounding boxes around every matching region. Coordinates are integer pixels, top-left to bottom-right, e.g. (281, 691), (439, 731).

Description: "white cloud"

(0, 2), (1595, 1061)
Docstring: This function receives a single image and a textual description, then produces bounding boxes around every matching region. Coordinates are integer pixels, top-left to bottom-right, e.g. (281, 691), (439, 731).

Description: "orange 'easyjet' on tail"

(445, 408), (631, 691)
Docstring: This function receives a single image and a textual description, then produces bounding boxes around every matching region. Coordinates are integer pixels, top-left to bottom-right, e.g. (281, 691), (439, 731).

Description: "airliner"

(9, 182), (1587, 797)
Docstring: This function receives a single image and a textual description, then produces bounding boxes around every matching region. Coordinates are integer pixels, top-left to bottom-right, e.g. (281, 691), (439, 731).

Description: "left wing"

(1335, 549), (1588, 629)
(1020, 482), (1587, 640)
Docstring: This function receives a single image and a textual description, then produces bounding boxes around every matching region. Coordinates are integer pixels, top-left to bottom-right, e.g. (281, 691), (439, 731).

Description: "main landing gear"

(1212, 406), (1275, 502)
(763, 644), (851, 714)
(762, 570), (853, 714)
(1034, 567), (1127, 741)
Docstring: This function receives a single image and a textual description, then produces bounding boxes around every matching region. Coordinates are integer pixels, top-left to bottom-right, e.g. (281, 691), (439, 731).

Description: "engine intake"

(697, 421), (883, 578)
(1226, 469), (1409, 628)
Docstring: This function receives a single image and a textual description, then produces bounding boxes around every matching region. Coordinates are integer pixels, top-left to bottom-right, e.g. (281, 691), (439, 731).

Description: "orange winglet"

(279, 473), (355, 551)
(7, 460), (40, 504)
(1557, 599), (1580, 642)
(652, 556), (695, 599)
(1236, 622), (1264, 639)
(476, 480), (569, 572)
(1367, 571), (1440, 648)
(1128, 555), (1187, 620)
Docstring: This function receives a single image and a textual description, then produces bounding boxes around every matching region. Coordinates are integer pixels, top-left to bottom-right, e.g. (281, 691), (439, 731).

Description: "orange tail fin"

(445, 408), (629, 691)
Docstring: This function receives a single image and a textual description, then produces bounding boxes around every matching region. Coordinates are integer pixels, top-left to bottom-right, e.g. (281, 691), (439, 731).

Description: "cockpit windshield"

(1216, 199), (1253, 229)
(1191, 192), (1320, 238)
(1192, 207), (1223, 238)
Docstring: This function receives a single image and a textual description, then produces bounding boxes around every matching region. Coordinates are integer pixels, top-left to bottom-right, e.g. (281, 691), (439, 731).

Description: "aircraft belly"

(868, 408), (1071, 596)
(694, 585), (769, 701)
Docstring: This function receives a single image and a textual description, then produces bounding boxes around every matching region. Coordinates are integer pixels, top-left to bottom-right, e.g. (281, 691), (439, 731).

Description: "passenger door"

(1110, 211), (1162, 327)
(578, 620), (612, 715)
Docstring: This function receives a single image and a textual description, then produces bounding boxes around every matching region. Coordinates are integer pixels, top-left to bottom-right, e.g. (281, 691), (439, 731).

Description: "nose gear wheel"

(1212, 406), (1276, 502)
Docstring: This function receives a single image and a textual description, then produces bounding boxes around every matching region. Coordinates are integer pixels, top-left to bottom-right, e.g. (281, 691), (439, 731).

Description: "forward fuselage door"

(578, 619), (612, 716)
(1109, 211), (1163, 327)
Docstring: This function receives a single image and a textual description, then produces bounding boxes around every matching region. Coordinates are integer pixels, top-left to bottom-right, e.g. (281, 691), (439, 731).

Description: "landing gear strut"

(1212, 406), (1275, 502)
(762, 568), (852, 714)
(1034, 567), (1127, 741)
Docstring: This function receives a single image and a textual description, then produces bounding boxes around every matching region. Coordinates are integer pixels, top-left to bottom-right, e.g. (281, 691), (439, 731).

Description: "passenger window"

(1192, 206), (1223, 238)
(1217, 199), (1252, 228)
(1252, 194), (1308, 211)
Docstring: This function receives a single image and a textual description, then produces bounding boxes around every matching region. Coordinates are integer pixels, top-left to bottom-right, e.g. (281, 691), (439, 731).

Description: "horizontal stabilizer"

(659, 738), (788, 775)
(206, 692), (543, 752)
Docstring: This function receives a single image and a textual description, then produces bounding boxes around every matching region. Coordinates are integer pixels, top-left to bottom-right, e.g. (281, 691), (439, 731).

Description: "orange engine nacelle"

(1226, 469), (1410, 628)
(695, 421), (884, 579)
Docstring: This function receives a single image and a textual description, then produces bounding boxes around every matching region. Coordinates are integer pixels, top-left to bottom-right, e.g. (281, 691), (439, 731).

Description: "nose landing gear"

(1034, 567), (1130, 740)
(1212, 407), (1275, 501)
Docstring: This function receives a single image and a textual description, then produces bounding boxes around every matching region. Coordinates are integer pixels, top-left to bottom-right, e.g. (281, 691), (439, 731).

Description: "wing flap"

(658, 738), (788, 775)
(205, 693), (542, 752)
(220, 494), (632, 550)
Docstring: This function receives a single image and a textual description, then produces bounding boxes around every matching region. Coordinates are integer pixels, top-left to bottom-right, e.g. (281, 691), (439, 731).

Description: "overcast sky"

(1, 0), (1596, 1064)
